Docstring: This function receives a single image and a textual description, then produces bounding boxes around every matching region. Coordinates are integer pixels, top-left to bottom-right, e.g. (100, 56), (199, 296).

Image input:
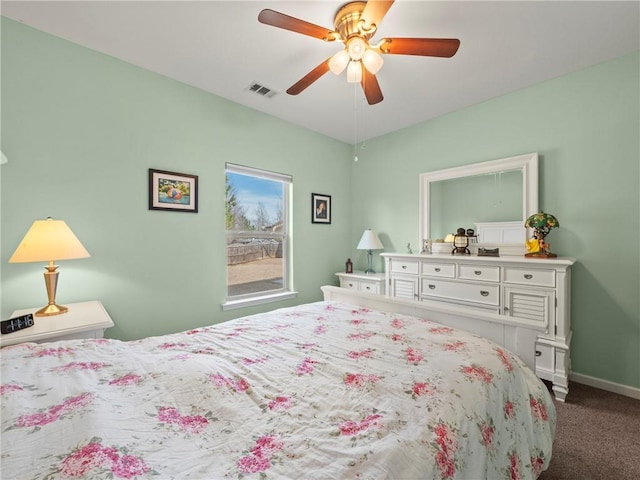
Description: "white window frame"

(222, 163), (296, 310)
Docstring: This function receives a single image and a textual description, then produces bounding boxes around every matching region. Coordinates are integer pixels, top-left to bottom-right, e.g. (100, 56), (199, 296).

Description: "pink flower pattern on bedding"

(1, 301), (555, 479)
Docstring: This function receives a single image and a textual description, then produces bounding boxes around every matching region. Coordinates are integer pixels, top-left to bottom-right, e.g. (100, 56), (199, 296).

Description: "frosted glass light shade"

(357, 229), (384, 251)
(347, 61), (362, 83)
(9, 218), (90, 263)
(347, 36), (367, 60)
(362, 49), (384, 74)
(329, 50), (350, 75)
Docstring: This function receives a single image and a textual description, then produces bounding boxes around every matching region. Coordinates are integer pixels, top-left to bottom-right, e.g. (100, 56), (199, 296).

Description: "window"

(223, 163), (295, 310)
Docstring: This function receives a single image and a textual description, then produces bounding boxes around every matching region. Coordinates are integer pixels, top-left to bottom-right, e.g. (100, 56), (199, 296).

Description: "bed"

(1, 287), (555, 479)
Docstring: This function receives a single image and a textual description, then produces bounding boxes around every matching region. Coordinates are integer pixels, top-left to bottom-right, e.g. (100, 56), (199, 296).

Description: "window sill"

(222, 291), (298, 311)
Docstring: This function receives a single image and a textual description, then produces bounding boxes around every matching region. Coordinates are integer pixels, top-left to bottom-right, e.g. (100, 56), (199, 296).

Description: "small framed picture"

(311, 193), (331, 224)
(149, 169), (198, 212)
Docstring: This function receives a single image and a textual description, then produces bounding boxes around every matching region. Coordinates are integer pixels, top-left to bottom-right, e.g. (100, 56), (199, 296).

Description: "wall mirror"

(420, 153), (538, 252)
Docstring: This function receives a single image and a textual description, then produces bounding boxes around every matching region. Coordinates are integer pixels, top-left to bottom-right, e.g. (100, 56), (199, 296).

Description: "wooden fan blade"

(361, 69), (383, 105)
(258, 9), (337, 41)
(287, 59), (331, 96)
(378, 38), (460, 57)
(360, 0), (395, 30)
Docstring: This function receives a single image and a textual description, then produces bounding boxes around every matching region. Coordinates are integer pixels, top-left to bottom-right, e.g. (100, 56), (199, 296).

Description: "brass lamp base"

(35, 303), (69, 317)
(36, 263), (69, 317)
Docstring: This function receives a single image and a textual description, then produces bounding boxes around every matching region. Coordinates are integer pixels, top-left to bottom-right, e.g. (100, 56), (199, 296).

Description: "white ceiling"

(2, 1), (639, 144)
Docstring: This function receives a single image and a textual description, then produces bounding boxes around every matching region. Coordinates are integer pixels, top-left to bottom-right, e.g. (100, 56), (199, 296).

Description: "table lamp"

(357, 229), (384, 274)
(525, 211), (560, 258)
(9, 218), (90, 316)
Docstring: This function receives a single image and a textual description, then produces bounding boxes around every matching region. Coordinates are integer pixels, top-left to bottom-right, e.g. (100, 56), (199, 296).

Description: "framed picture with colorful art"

(149, 169), (198, 212)
(311, 193), (331, 224)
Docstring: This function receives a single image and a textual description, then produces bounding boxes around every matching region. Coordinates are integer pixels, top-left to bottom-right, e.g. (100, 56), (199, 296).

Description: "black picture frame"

(311, 193), (331, 224)
(149, 169), (198, 213)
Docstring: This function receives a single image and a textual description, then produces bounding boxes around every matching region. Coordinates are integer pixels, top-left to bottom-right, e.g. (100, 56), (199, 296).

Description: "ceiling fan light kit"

(329, 50), (350, 74)
(347, 60), (363, 83)
(258, 0), (460, 105)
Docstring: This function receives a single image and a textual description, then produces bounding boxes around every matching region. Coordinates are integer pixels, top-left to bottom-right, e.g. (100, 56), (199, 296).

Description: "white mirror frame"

(419, 152), (538, 253)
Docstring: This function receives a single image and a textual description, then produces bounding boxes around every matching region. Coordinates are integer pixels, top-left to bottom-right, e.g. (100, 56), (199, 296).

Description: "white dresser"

(382, 253), (575, 400)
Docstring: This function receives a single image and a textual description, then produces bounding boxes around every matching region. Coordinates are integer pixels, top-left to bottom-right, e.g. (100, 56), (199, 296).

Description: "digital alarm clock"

(1, 314), (35, 334)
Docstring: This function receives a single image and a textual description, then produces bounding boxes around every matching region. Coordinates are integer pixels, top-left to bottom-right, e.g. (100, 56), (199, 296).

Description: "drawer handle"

(474, 270), (482, 275)
(536, 350), (542, 357)
(434, 267), (441, 272)
(365, 286), (371, 290)
(402, 265), (408, 269)
(428, 284), (436, 290)
(524, 274), (533, 279)
(480, 290), (490, 296)
(348, 283), (354, 287)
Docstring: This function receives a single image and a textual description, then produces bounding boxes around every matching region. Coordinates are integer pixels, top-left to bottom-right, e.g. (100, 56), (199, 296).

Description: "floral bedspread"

(1, 301), (554, 479)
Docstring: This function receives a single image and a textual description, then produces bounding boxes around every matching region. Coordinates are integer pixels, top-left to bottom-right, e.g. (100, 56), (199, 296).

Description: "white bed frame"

(322, 285), (543, 374)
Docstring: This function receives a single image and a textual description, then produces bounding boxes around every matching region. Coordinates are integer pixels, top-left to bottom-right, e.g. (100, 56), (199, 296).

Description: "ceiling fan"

(258, 0), (460, 105)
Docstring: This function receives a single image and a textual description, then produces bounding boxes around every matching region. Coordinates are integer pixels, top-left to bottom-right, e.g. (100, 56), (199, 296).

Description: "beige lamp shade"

(9, 218), (90, 263)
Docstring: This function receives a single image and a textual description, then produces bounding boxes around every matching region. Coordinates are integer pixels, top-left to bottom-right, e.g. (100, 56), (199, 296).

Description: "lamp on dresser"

(9, 217), (90, 316)
(525, 211), (560, 258)
(357, 229), (384, 274)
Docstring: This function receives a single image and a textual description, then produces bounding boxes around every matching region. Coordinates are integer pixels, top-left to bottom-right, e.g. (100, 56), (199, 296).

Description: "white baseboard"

(570, 372), (640, 400)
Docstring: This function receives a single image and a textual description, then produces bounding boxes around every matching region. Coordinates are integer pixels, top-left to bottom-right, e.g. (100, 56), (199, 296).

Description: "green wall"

(350, 52), (639, 390)
(0, 19), (352, 340)
(1, 19), (638, 390)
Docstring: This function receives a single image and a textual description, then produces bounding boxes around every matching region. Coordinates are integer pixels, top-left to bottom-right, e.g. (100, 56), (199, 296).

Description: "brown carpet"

(539, 381), (640, 480)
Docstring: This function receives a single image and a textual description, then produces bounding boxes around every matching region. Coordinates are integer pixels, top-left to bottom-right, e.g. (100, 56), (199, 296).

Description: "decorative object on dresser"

(452, 227), (471, 254)
(0, 300), (114, 347)
(8, 218), (90, 317)
(382, 252), (575, 401)
(525, 211), (560, 258)
(478, 247), (500, 257)
(336, 271), (385, 294)
(356, 229), (384, 273)
(345, 258), (353, 273)
(421, 238), (432, 254)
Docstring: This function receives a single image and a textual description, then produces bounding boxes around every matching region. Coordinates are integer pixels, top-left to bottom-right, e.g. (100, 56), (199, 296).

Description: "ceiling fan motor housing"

(334, 2), (376, 43)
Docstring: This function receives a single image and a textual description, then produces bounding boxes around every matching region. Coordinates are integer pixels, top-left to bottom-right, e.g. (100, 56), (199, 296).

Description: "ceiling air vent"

(246, 82), (277, 99)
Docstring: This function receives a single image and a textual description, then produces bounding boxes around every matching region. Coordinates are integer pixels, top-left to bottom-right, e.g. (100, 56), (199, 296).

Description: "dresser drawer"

(504, 267), (555, 287)
(340, 278), (359, 290)
(458, 264), (500, 282)
(421, 278), (500, 306)
(421, 262), (455, 278)
(391, 259), (419, 275)
(358, 280), (381, 294)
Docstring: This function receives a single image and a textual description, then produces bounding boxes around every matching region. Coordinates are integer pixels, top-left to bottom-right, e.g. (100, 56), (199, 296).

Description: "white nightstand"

(335, 271), (386, 295)
(1, 301), (114, 347)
